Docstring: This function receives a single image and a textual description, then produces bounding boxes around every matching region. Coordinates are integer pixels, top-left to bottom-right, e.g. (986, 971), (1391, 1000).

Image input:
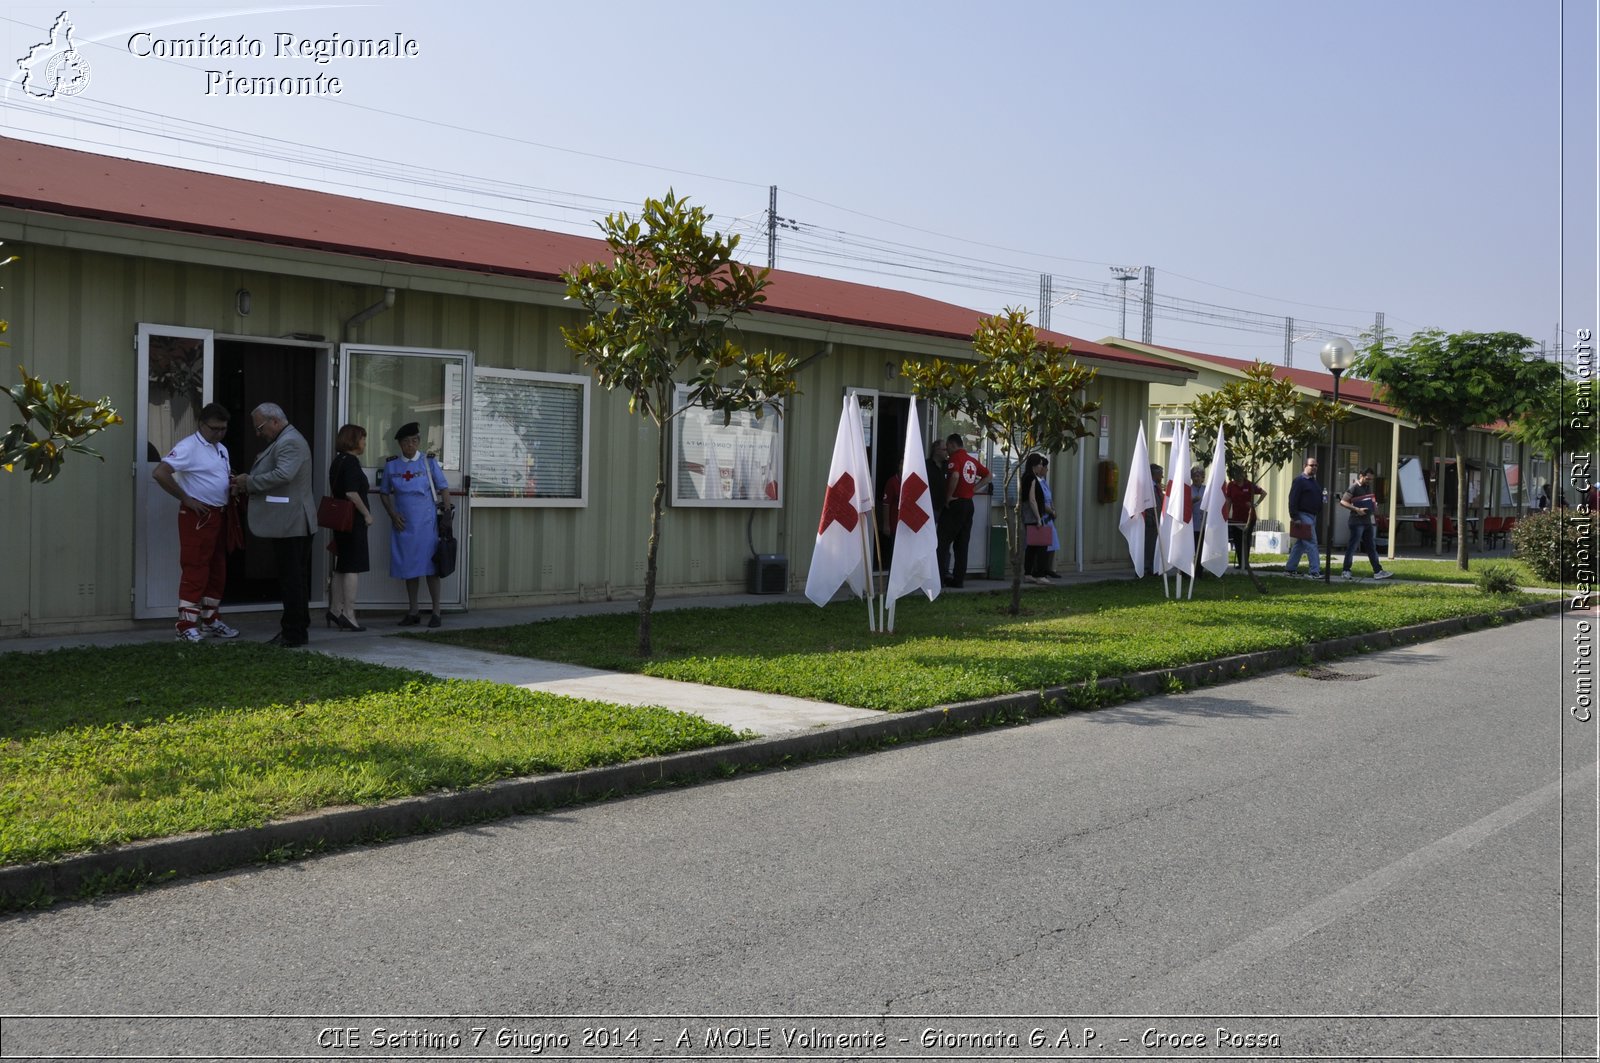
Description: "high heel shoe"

(332, 613), (366, 632)
(324, 611), (338, 629)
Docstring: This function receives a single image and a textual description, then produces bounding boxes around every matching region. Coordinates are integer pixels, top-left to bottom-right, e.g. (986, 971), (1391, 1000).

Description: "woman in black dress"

(327, 423), (375, 630)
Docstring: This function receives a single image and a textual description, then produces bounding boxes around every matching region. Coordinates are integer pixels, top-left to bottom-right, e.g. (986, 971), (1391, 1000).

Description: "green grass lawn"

(426, 576), (1547, 711)
(2, 573), (1548, 870)
(1252, 552), (1555, 587)
(0, 643), (744, 866)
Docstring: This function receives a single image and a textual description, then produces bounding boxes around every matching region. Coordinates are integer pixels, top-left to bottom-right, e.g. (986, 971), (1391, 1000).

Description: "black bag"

(432, 508), (457, 578)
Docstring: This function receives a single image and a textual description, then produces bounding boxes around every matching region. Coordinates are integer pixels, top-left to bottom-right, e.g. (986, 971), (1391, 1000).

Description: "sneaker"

(1026, 575), (1048, 585)
(1340, 570), (1355, 581)
(175, 626), (203, 643)
(201, 619), (239, 639)
(1373, 570), (1393, 580)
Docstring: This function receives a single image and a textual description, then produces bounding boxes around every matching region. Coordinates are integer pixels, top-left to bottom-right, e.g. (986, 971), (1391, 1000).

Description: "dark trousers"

(934, 506), (952, 583)
(945, 497), (975, 585)
(270, 534), (313, 642)
(1343, 523), (1383, 574)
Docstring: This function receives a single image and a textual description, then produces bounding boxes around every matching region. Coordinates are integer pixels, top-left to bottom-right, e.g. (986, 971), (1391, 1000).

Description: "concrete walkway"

(0, 579), (1064, 737)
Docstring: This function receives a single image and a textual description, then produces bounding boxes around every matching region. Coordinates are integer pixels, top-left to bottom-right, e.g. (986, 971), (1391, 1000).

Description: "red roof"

(1123, 340), (1397, 415)
(0, 136), (1178, 375)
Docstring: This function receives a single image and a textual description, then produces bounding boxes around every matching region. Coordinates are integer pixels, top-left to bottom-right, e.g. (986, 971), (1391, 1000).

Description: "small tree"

(1501, 376), (1597, 488)
(1188, 362), (1347, 592)
(562, 191), (797, 656)
(0, 249), (122, 483)
(901, 308), (1098, 615)
(1353, 329), (1563, 570)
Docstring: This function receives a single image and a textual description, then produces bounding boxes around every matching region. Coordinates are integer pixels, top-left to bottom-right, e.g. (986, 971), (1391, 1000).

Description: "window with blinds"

(670, 383), (784, 508)
(469, 367), (589, 507)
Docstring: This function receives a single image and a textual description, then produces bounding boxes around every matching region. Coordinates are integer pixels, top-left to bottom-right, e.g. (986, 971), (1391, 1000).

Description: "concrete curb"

(0, 598), (1564, 910)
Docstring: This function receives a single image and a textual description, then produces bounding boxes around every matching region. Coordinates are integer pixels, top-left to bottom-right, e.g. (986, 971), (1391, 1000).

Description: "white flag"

(886, 404), (942, 604)
(805, 395), (876, 607)
(1119, 423), (1159, 577)
(1198, 426), (1231, 577)
(1162, 420), (1196, 577)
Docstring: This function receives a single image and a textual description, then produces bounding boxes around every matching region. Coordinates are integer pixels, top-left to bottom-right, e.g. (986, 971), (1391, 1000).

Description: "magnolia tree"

(1353, 329), (1562, 570)
(1188, 362), (1346, 592)
(902, 307), (1098, 616)
(0, 248), (122, 484)
(562, 191), (797, 656)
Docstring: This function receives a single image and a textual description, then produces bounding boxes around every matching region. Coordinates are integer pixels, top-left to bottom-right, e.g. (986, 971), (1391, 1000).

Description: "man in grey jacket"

(233, 403), (317, 646)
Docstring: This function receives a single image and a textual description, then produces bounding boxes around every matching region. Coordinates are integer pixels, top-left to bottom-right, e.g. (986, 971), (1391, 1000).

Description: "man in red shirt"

(943, 433), (991, 587)
(1221, 465), (1266, 568)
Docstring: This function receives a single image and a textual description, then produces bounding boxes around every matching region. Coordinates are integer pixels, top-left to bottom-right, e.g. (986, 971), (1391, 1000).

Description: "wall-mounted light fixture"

(235, 288), (252, 316)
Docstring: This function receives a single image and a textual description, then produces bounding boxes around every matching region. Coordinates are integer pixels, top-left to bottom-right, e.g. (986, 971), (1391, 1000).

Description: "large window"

(469, 367), (588, 507)
(670, 384), (784, 508)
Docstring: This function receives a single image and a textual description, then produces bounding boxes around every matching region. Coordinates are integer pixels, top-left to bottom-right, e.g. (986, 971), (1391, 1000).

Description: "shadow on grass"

(0, 642), (438, 741)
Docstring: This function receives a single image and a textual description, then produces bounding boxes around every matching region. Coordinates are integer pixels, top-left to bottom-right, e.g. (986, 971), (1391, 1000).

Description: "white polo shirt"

(162, 432), (232, 506)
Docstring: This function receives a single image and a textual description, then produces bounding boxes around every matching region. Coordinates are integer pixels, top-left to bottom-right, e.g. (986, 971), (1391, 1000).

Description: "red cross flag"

(805, 394), (876, 607)
(886, 403), (941, 610)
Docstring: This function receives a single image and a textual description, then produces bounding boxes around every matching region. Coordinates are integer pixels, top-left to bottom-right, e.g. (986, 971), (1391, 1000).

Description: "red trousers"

(177, 505), (229, 605)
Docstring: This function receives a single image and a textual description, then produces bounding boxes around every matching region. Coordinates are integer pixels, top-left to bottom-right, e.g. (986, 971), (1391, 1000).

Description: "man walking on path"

(1340, 467), (1393, 581)
(233, 403), (317, 646)
(943, 433), (990, 588)
(151, 402), (241, 642)
(1284, 456), (1324, 579)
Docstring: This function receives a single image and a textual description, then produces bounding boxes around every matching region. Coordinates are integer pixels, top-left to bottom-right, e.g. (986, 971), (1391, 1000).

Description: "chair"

(1483, 516), (1505, 548)
(1441, 516), (1458, 548)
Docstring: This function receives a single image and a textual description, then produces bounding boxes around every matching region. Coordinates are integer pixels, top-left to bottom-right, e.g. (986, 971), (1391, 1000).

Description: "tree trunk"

(1452, 427), (1470, 571)
(1239, 513), (1267, 593)
(1009, 504), (1024, 616)
(637, 413), (668, 656)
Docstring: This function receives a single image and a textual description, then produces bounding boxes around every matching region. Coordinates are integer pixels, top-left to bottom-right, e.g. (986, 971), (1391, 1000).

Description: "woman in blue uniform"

(380, 422), (453, 627)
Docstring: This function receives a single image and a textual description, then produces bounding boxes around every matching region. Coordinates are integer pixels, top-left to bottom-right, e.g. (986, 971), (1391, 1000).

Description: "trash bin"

(988, 524), (1009, 580)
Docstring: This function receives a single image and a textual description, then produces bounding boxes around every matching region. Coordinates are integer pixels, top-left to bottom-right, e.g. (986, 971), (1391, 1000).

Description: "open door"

(134, 324), (214, 619)
(340, 344), (472, 611)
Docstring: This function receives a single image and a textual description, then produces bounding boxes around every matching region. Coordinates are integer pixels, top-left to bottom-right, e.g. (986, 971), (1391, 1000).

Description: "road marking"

(1133, 766), (1596, 1008)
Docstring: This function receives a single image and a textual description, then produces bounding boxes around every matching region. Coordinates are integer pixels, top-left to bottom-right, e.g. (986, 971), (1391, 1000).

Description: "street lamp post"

(1111, 266), (1140, 338)
(1319, 337), (1356, 584)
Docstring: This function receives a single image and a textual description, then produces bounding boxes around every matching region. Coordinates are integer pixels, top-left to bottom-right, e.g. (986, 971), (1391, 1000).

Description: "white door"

(339, 345), (473, 610)
(133, 324), (214, 619)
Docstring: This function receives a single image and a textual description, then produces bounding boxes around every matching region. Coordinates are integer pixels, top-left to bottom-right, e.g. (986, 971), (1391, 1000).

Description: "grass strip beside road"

(0, 643), (744, 867)
(427, 578), (1547, 711)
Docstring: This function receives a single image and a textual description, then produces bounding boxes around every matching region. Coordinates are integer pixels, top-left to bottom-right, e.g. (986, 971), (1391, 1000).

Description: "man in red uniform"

(943, 433), (991, 588)
(151, 402), (241, 642)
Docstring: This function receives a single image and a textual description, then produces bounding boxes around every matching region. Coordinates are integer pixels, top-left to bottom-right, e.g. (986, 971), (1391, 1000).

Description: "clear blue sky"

(3, 0), (1593, 371)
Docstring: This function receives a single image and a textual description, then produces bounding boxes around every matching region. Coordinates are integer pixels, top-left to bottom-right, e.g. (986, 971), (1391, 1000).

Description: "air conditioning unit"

(746, 554), (788, 595)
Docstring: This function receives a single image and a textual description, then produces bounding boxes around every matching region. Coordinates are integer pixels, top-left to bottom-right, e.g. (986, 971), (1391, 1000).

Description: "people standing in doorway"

(927, 438), (951, 585)
(326, 423), (375, 631)
(232, 402), (317, 646)
(1340, 467), (1392, 581)
(382, 422), (454, 627)
(1535, 482), (1551, 511)
(878, 470), (900, 569)
(151, 402), (242, 642)
(1284, 456), (1324, 579)
(943, 433), (991, 588)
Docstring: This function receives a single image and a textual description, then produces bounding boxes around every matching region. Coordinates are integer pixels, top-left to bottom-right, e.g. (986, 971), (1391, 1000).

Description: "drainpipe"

(343, 287), (396, 339)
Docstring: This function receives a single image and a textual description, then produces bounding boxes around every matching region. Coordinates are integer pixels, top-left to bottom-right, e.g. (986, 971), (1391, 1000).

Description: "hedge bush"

(1510, 509), (1595, 582)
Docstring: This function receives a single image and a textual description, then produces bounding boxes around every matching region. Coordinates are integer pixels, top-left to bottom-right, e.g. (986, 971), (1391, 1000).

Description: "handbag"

(1025, 523), (1052, 547)
(316, 495), (353, 532)
(426, 457), (457, 578)
(1288, 520), (1314, 541)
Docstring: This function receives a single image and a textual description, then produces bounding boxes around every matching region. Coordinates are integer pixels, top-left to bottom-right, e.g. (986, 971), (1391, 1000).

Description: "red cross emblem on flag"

(898, 473), (929, 532)
(817, 473), (859, 534)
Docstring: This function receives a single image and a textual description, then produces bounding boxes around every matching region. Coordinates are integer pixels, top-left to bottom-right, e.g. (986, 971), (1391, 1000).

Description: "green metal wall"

(0, 233), (1161, 632)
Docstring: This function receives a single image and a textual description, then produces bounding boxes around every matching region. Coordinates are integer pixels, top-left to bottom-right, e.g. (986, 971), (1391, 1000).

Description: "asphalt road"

(1, 613), (1594, 1061)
